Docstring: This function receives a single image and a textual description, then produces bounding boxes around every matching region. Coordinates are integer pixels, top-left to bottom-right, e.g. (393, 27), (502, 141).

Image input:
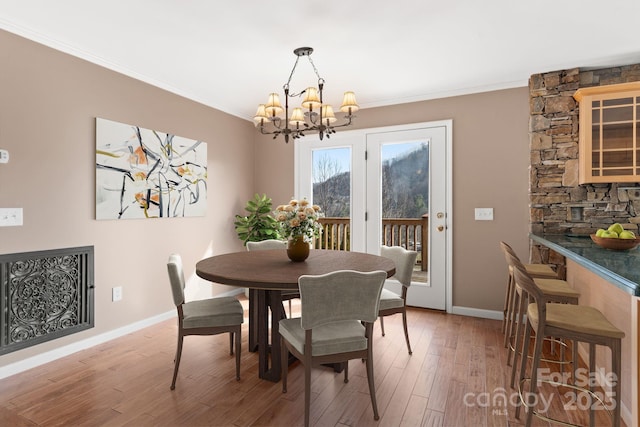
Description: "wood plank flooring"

(0, 296), (623, 426)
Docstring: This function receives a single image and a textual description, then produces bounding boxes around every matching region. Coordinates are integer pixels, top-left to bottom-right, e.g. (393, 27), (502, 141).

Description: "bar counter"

(530, 233), (640, 296)
(530, 233), (638, 425)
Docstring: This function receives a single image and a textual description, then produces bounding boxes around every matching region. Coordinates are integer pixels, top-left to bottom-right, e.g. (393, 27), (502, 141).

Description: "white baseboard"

(450, 305), (503, 320)
(0, 288), (246, 381)
(0, 310), (175, 380)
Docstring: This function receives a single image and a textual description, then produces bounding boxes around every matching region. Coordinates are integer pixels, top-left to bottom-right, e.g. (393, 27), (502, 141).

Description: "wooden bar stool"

(512, 263), (624, 427)
(501, 243), (581, 390)
(500, 241), (558, 346)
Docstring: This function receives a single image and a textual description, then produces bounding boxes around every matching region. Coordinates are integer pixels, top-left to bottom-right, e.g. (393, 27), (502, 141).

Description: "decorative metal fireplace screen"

(0, 246), (94, 355)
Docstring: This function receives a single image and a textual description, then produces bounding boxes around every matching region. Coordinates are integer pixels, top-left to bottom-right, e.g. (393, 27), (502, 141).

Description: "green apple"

(608, 223), (624, 235)
(601, 230), (619, 238)
(619, 230), (636, 239)
(595, 228), (607, 237)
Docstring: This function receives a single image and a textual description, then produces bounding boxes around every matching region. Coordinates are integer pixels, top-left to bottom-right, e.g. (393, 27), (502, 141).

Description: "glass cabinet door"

(575, 82), (640, 183)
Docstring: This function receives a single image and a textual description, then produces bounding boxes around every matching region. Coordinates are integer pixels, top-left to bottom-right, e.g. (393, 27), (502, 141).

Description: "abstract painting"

(96, 118), (207, 220)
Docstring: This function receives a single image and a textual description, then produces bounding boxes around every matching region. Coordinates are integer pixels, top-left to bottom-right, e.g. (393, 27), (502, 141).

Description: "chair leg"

(612, 339), (622, 427)
(235, 329), (241, 381)
(516, 322), (533, 420)
(304, 362), (311, 427)
(589, 343), (596, 427)
(365, 348), (380, 420)
(525, 331), (544, 427)
(380, 316), (386, 336)
(510, 290), (526, 387)
(288, 299), (292, 317)
(507, 287), (520, 367)
(502, 272), (513, 334)
(344, 361), (349, 383)
(170, 334), (184, 390)
(401, 309), (412, 355)
(281, 336), (288, 393)
(229, 332), (234, 355)
(504, 275), (518, 349)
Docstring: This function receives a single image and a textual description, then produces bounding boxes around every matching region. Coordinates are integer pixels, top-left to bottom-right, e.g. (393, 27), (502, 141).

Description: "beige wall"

(0, 30), (255, 368)
(0, 29), (533, 370)
(255, 88), (532, 312)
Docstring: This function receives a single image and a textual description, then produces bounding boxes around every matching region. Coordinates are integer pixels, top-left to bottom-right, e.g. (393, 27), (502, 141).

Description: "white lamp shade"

(301, 87), (321, 109)
(321, 105), (337, 125)
(289, 107), (305, 127)
(265, 93), (284, 116)
(340, 91), (359, 113)
(253, 104), (269, 125)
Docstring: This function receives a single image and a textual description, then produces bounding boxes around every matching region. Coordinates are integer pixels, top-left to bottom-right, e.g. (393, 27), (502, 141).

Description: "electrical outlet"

(474, 208), (494, 221)
(112, 286), (123, 302)
(0, 149), (8, 164)
(0, 208), (23, 226)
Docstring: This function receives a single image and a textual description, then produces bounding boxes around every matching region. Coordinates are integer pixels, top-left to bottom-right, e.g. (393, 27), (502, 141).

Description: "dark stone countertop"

(530, 234), (640, 296)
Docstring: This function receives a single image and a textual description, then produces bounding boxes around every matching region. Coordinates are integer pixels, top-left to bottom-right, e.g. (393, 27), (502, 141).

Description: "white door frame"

(295, 120), (453, 313)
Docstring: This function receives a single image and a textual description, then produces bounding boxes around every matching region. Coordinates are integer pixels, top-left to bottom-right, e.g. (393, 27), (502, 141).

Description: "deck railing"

(316, 215), (428, 271)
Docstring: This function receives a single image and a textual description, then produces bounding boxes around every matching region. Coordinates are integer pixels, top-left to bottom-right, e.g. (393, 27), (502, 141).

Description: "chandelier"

(253, 47), (358, 143)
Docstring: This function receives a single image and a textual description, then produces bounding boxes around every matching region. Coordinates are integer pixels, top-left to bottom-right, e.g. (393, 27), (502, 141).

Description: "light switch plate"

(0, 149), (8, 164)
(0, 208), (23, 226)
(475, 208), (494, 221)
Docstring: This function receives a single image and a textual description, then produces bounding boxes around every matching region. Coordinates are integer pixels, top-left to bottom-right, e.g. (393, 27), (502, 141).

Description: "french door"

(295, 121), (452, 311)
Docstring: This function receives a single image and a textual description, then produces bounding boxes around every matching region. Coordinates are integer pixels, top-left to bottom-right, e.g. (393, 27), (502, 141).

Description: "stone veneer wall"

(529, 64), (640, 272)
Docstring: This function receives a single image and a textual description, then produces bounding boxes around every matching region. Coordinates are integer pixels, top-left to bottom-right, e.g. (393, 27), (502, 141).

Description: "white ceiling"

(1, 1), (639, 122)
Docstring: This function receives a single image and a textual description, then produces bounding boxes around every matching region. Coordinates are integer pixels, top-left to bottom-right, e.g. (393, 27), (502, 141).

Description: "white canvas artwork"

(96, 118), (207, 220)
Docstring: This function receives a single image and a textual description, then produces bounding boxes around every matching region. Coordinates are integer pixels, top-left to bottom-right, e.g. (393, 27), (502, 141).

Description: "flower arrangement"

(274, 198), (323, 242)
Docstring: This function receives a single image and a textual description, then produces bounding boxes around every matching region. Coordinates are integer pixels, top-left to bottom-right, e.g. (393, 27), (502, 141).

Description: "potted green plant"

(234, 193), (281, 245)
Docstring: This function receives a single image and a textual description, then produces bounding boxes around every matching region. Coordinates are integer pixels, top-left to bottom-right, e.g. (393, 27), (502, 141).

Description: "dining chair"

(246, 239), (298, 317)
(379, 245), (418, 355)
(166, 254), (244, 389)
(279, 270), (387, 427)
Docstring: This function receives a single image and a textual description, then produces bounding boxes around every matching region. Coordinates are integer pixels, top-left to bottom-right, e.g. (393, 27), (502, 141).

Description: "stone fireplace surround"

(529, 64), (640, 272)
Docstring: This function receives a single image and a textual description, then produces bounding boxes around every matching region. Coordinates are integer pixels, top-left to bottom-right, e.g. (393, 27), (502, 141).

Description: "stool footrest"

(518, 377), (614, 427)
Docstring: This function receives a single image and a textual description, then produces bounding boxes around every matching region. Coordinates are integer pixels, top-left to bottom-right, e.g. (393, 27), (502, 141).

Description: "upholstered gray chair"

(279, 270), (387, 427)
(167, 254), (244, 389)
(246, 239), (298, 317)
(379, 245), (418, 355)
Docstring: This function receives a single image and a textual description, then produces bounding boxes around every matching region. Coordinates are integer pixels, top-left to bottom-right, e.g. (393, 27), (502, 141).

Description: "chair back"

(167, 254), (185, 306)
(499, 241), (519, 259)
(246, 239), (287, 251)
(511, 261), (547, 328)
(298, 270), (386, 330)
(380, 245), (417, 288)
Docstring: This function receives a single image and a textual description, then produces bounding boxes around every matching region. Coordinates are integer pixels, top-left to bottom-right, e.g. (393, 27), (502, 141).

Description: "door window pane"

(381, 141), (429, 280)
(312, 147), (351, 250)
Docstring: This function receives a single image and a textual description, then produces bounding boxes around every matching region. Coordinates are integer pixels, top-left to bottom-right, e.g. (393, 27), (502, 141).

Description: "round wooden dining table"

(196, 249), (395, 382)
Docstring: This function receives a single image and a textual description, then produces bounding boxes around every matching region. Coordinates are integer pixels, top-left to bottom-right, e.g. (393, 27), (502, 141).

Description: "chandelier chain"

(284, 55), (324, 97)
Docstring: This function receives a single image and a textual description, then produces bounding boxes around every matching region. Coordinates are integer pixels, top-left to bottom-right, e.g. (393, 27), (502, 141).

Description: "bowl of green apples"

(591, 223), (640, 250)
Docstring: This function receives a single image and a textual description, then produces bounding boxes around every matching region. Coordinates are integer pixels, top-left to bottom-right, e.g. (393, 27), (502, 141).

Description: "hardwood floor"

(0, 297), (623, 426)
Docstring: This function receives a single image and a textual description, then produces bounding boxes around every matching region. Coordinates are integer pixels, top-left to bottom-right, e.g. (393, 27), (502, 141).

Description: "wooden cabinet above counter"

(574, 82), (640, 184)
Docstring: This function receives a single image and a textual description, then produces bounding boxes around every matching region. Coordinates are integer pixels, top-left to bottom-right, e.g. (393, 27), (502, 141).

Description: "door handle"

(437, 225), (444, 232)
